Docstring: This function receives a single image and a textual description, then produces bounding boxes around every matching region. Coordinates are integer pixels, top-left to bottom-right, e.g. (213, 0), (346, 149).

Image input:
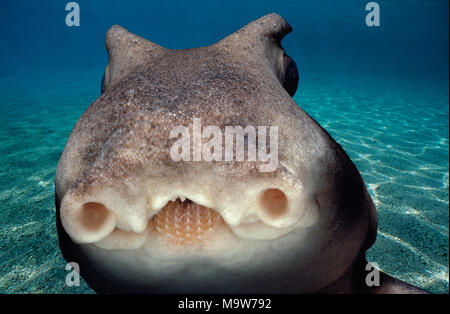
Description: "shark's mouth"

(153, 199), (224, 245)
(60, 182), (320, 251)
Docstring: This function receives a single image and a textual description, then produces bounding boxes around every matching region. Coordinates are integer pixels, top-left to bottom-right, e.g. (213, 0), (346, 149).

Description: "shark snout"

(59, 171), (320, 249)
(59, 185), (148, 245)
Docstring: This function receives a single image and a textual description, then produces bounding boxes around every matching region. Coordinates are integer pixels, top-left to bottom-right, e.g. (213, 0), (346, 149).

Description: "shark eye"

(101, 73), (106, 94)
(282, 55), (299, 97)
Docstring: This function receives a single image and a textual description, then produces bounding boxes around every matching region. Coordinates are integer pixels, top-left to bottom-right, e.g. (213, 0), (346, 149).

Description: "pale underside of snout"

(60, 174), (321, 254)
(57, 188), (369, 293)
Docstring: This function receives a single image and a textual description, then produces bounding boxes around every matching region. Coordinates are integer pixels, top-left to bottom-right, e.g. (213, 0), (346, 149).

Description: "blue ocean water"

(0, 0), (448, 293)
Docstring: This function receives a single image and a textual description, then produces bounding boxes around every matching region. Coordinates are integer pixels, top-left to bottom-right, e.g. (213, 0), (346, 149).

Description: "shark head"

(55, 13), (377, 293)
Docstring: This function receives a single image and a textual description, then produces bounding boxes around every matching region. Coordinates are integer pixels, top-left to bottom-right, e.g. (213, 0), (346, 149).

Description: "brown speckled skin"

(56, 14), (335, 197)
(55, 13), (426, 293)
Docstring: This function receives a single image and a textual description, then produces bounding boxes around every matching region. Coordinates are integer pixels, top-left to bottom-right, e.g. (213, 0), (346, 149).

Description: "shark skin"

(55, 13), (426, 294)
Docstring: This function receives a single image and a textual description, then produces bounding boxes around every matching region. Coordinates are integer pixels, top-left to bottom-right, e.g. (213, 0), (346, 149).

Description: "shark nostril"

(61, 196), (117, 244)
(259, 188), (288, 218)
(80, 202), (111, 231)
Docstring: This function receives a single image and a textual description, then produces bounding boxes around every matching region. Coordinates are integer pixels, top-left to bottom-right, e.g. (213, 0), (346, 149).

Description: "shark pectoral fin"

(320, 256), (429, 294)
(354, 257), (429, 294)
(368, 272), (429, 294)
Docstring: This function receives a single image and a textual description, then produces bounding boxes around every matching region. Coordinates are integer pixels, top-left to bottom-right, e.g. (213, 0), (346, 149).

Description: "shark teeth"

(152, 199), (224, 245)
(170, 195), (187, 202)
